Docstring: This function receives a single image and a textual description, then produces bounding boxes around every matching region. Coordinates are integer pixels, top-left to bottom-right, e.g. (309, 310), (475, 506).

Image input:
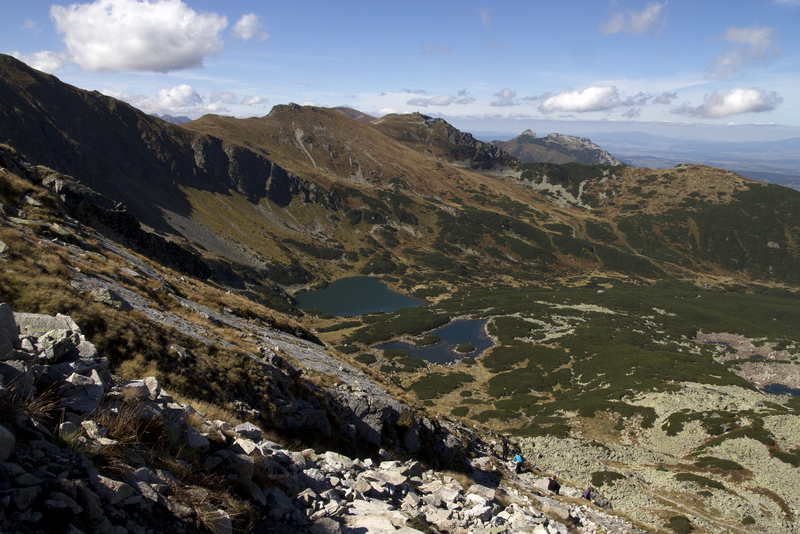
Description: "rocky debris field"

(515, 383), (800, 533)
(0, 304), (654, 534)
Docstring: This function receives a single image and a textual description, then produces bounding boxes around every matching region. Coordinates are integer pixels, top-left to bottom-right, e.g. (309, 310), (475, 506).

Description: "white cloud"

(9, 50), (67, 73)
(210, 90), (239, 105)
(50, 0), (228, 73)
(153, 84), (204, 109)
(407, 98), (429, 107)
(539, 86), (619, 113)
(600, 2), (667, 37)
(429, 95), (456, 106)
(233, 13), (269, 41)
(706, 25), (779, 79)
(491, 88), (517, 107)
(406, 95), (456, 107)
(241, 95), (267, 106)
(673, 87), (782, 119)
(204, 103), (229, 114)
(378, 107), (399, 116)
(456, 97), (475, 105)
(653, 91), (677, 105)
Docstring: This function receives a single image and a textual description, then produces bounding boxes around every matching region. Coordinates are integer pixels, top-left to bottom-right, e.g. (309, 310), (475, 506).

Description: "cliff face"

(372, 113), (518, 171)
(0, 54), (305, 231)
(493, 129), (623, 166)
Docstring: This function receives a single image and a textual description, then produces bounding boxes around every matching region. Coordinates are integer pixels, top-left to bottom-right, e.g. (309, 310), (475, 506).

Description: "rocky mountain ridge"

(493, 130), (623, 166)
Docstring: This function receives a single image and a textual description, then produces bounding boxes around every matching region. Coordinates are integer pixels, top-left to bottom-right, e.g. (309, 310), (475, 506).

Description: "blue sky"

(3, 0), (800, 141)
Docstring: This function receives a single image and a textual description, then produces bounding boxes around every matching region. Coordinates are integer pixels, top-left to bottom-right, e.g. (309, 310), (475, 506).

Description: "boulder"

(90, 474), (139, 505)
(60, 370), (105, 413)
(264, 487), (296, 520)
(0, 423), (16, 460)
(0, 334), (12, 361)
(300, 468), (331, 493)
(206, 509), (233, 534)
(234, 422), (262, 440)
(467, 483), (496, 501)
(0, 304), (18, 348)
(38, 329), (80, 363)
(90, 287), (133, 311)
(309, 517), (342, 534)
(14, 311), (79, 338)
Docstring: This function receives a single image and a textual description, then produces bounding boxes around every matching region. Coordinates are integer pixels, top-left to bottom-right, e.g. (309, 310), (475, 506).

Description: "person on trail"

(501, 436), (509, 461)
(548, 475), (561, 495)
(513, 453), (524, 474)
(583, 486), (593, 500)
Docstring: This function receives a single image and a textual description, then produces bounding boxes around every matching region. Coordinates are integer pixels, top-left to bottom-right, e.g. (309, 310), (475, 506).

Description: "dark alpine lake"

(762, 383), (800, 397)
(294, 276), (425, 317)
(374, 318), (494, 365)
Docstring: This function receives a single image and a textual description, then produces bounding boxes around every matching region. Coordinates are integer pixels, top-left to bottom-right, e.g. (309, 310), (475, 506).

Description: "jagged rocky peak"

(544, 132), (594, 147)
(267, 102), (305, 118)
(409, 112), (446, 126)
(494, 129), (622, 165)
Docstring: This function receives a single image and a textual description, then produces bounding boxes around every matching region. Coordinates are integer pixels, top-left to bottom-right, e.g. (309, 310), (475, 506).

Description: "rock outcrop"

(493, 130), (623, 166)
(0, 145), (212, 279)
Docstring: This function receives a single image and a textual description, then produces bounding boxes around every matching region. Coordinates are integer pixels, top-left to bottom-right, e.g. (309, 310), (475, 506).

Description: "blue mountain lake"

(761, 383), (800, 397)
(294, 276), (425, 317)
(375, 318), (494, 365)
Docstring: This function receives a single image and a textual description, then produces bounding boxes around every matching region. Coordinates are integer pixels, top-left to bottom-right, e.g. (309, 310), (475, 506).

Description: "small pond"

(294, 276), (424, 317)
(761, 383), (800, 397)
(374, 318), (494, 365)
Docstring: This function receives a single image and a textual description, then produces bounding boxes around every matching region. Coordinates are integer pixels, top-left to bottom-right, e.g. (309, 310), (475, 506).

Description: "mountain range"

(2, 52), (800, 533)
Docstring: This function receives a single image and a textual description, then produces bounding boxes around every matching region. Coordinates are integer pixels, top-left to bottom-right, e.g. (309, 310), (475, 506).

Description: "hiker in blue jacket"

(513, 453), (524, 474)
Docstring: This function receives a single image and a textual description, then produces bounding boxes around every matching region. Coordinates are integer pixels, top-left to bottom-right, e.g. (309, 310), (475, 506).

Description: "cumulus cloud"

(653, 91), (678, 105)
(50, 0), (228, 73)
(491, 88), (517, 107)
(600, 1), (667, 37)
(241, 95), (267, 106)
(203, 103), (229, 114)
(620, 92), (651, 108)
(10, 50), (67, 73)
(456, 97), (475, 105)
(210, 90), (238, 105)
(672, 87), (782, 119)
(153, 84), (204, 109)
(706, 25), (779, 79)
(233, 13), (269, 41)
(539, 86), (619, 113)
(421, 42), (453, 57)
(101, 84), (265, 115)
(407, 95), (456, 107)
